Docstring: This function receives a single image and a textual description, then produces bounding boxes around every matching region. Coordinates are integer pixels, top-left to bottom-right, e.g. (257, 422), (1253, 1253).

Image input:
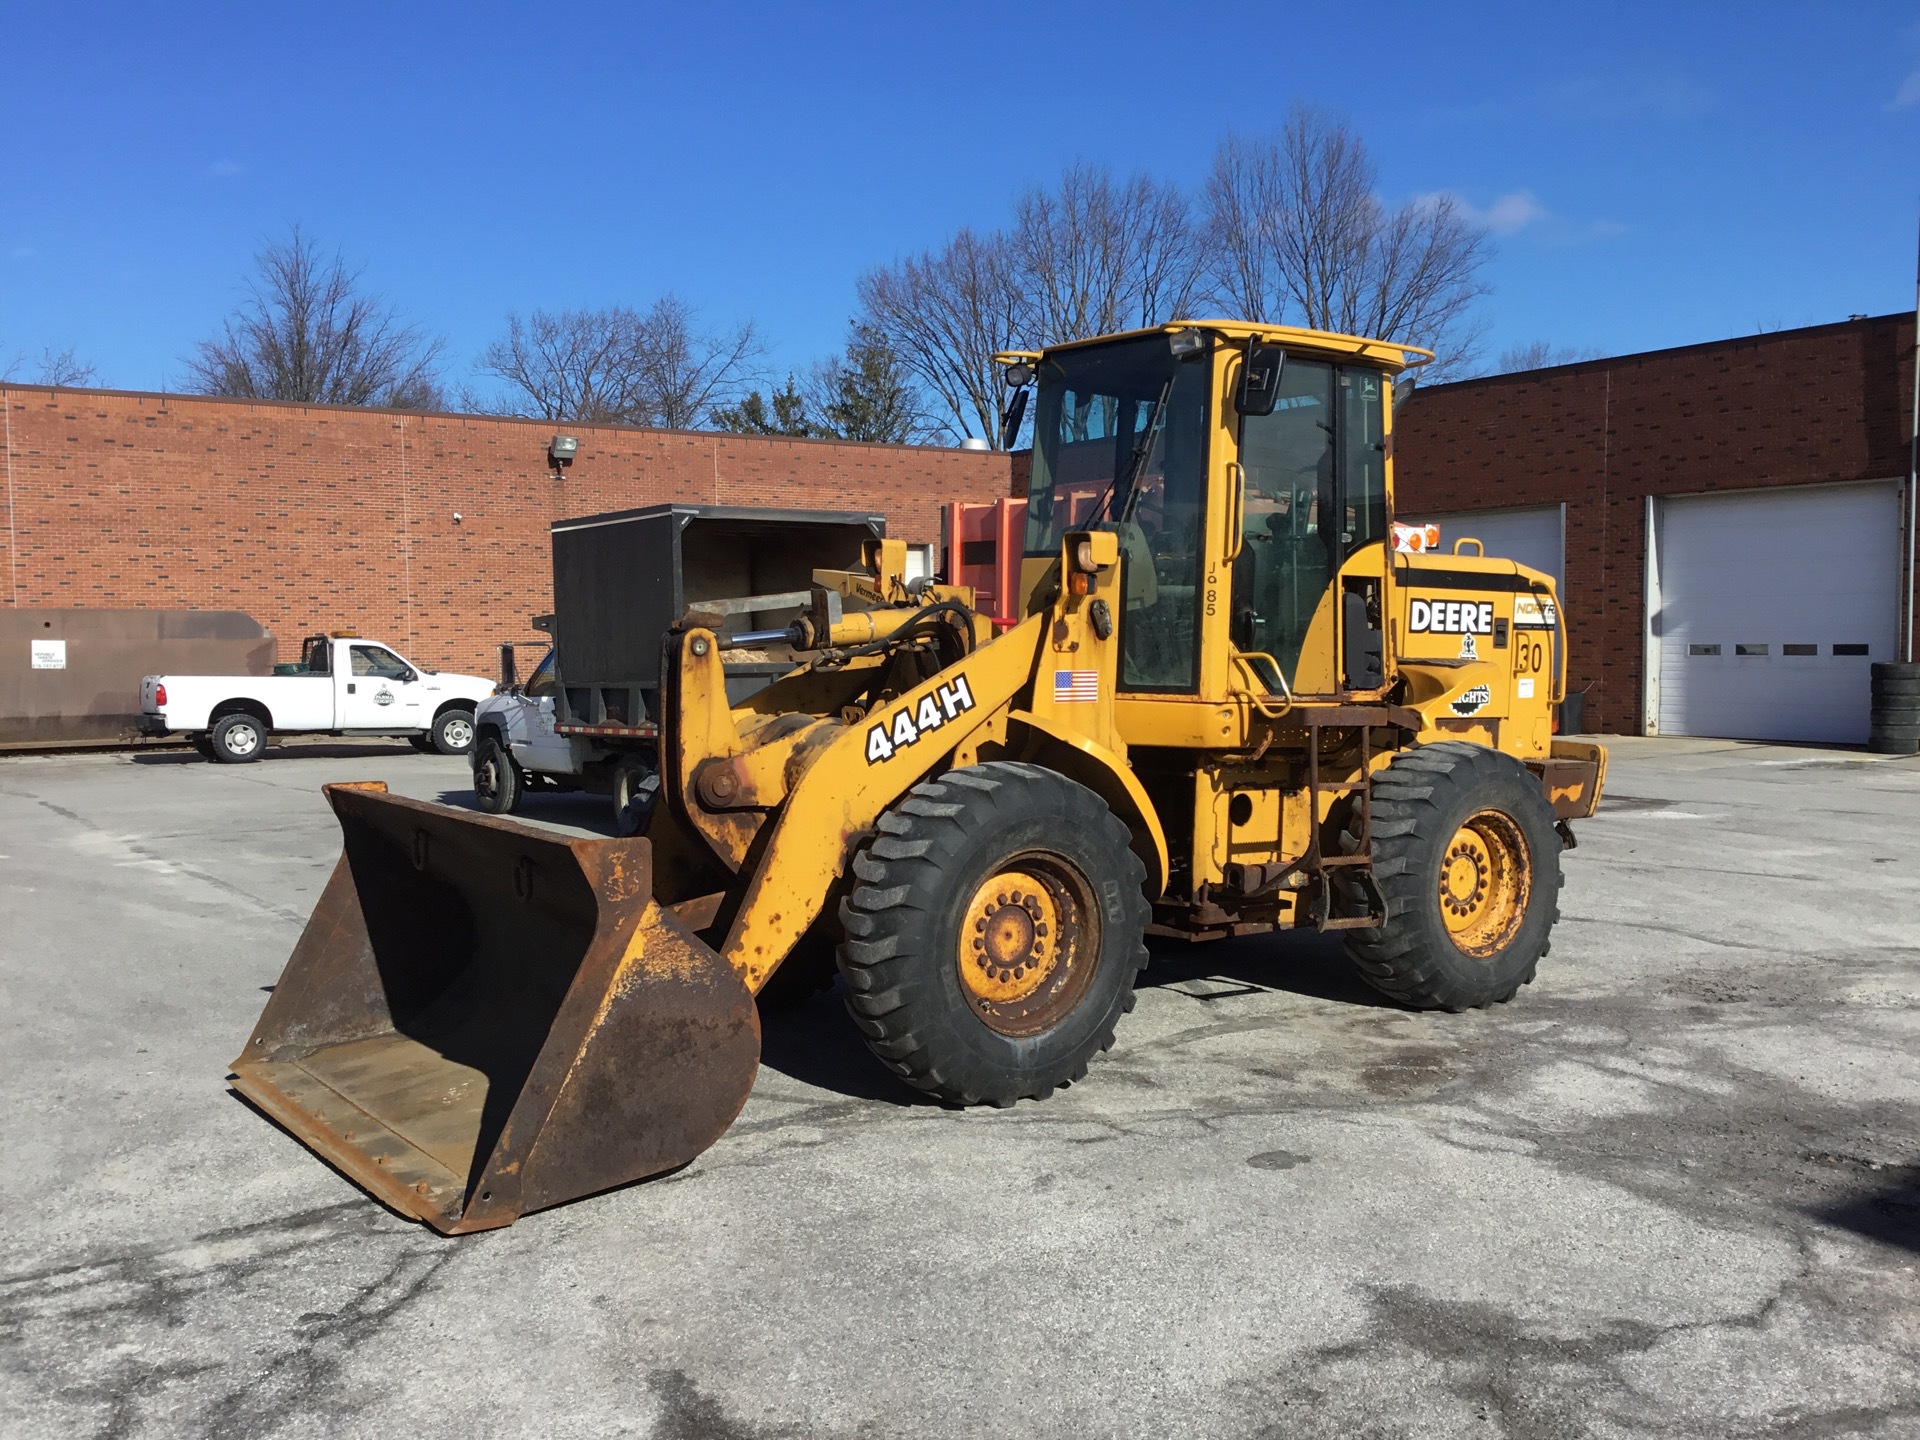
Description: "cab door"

(511, 649), (578, 773)
(339, 643), (426, 729)
(1228, 358), (1391, 699)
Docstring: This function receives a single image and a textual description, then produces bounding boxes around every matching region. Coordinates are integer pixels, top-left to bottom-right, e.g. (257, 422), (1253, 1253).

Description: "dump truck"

(470, 505), (929, 833)
(231, 320), (1608, 1233)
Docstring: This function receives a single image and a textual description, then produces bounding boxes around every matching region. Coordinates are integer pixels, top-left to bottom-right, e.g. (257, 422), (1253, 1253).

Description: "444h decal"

(865, 676), (976, 764)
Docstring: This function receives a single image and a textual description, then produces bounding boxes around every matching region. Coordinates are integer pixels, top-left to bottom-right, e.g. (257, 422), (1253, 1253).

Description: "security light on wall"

(549, 435), (579, 468)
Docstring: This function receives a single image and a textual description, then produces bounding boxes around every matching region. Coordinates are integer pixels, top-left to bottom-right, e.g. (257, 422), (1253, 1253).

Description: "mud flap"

(230, 783), (760, 1234)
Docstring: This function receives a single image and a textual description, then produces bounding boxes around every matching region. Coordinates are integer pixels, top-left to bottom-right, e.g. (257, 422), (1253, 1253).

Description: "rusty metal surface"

(1533, 752), (1605, 820)
(230, 782), (760, 1233)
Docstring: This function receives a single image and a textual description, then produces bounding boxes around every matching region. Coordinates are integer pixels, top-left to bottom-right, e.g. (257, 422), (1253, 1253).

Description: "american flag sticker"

(1053, 670), (1100, 703)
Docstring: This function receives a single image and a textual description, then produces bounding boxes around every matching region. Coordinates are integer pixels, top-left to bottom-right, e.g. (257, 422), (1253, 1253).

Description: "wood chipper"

(231, 320), (1607, 1233)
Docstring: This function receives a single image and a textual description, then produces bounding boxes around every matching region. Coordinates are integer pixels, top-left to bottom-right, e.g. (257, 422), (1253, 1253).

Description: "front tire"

(208, 714), (265, 764)
(472, 735), (523, 814)
(1345, 742), (1562, 1011)
(431, 708), (475, 756)
(838, 762), (1150, 1106)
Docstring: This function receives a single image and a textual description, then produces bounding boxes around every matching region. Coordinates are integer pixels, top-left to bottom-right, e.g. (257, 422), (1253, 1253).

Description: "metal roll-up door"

(1650, 482), (1900, 743)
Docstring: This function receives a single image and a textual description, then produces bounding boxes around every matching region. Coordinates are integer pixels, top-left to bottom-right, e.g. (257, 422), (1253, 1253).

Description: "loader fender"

(1006, 709), (1168, 900)
(718, 615), (1048, 992)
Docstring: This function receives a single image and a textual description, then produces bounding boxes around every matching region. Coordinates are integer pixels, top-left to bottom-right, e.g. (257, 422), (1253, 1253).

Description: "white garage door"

(1402, 504), (1564, 592)
(1652, 482), (1899, 743)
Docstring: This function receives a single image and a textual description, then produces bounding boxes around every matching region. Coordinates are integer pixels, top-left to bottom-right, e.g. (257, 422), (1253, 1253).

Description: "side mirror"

(498, 643), (518, 690)
(1236, 345), (1285, 416)
(1000, 387), (1030, 450)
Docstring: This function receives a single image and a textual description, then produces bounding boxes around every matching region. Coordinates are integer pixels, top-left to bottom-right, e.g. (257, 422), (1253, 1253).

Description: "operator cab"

(1012, 323), (1419, 709)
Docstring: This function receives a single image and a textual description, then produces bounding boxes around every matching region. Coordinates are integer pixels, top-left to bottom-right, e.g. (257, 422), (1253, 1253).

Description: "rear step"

(229, 783), (760, 1233)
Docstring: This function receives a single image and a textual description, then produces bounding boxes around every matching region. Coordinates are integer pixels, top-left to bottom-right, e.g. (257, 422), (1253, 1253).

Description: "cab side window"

(350, 646), (413, 681)
(525, 650), (558, 699)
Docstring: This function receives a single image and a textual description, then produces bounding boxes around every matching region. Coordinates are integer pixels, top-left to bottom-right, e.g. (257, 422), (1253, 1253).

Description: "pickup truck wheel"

(209, 714), (265, 764)
(472, 736), (523, 814)
(432, 708), (476, 756)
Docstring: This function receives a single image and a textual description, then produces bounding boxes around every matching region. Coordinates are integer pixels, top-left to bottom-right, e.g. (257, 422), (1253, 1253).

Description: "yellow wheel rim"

(956, 854), (1098, 1036)
(1438, 809), (1530, 958)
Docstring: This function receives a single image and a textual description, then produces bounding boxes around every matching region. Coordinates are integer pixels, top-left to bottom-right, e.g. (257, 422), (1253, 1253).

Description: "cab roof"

(998, 320), (1432, 374)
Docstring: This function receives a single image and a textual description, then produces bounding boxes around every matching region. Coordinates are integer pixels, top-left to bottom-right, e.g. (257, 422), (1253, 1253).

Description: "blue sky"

(2, 1), (1917, 401)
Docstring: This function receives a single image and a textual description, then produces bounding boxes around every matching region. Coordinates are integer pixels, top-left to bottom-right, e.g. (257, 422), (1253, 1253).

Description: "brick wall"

(1394, 312), (1917, 733)
(0, 388), (1014, 677)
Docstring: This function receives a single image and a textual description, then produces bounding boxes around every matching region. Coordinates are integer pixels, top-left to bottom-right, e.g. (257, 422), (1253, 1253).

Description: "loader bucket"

(230, 782), (760, 1234)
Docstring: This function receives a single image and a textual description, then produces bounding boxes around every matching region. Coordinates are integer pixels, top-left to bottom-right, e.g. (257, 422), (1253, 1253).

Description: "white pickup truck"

(138, 631), (496, 763)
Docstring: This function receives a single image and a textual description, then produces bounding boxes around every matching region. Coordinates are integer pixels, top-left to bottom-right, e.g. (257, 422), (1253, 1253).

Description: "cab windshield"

(1023, 334), (1211, 691)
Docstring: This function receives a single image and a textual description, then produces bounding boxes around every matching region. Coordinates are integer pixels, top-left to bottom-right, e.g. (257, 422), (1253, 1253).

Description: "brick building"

(0, 387), (1013, 678)
(1393, 312), (1917, 742)
(5, 313), (1913, 744)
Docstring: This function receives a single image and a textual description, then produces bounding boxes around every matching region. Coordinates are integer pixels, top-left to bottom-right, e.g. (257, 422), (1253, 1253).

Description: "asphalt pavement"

(1, 735), (1916, 1439)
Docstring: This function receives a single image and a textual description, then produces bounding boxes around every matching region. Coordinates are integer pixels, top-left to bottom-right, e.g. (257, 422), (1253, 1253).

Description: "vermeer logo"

(865, 675), (976, 764)
(1409, 598), (1493, 636)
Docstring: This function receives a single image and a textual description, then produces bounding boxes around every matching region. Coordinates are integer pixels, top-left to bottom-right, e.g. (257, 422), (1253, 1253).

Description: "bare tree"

(1204, 108), (1493, 377)
(1495, 340), (1600, 373)
(856, 228), (1020, 446)
(635, 296), (763, 430)
(859, 165), (1204, 447)
(187, 226), (444, 408)
(478, 296), (760, 429)
(0, 345), (97, 387)
(476, 307), (650, 423)
(1009, 164), (1205, 344)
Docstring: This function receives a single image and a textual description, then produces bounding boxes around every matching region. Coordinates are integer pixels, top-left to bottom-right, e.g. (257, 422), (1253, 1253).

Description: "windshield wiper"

(1092, 376), (1173, 526)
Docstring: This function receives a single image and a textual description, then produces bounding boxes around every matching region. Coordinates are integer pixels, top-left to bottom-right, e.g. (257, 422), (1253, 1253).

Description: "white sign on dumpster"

(30, 639), (66, 670)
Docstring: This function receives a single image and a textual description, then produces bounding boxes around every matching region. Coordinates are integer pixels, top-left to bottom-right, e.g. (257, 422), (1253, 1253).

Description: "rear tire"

(472, 735), (523, 814)
(431, 708), (475, 756)
(1345, 742), (1561, 1011)
(208, 714), (265, 764)
(838, 762), (1150, 1106)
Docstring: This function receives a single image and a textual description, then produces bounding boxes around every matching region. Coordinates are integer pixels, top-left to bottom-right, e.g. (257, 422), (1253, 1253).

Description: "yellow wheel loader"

(231, 321), (1607, 1233)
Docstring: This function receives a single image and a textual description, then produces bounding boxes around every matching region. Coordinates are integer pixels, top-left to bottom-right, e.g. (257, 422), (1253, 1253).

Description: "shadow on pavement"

(1138, 926), (1405, 1010)
(754, 982), (931, 1108)
(132, 741), (422, 764)
(1818, 1167), (1920, 1255)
